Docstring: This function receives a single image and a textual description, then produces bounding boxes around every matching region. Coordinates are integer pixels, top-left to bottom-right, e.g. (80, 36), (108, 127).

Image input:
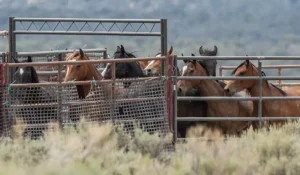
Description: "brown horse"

(224, 60), (300, 128)
(177, 59), (253, 136)
(63, 49), (124, 99)
(143, 46), (174, 76)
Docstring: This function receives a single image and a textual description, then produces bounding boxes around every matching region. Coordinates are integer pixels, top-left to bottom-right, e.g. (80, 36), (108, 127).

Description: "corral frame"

(8, 17), (168, 82)
(219, 65), (300, 87)
(4, 17), (173, 140)
(15, 48), (108, 79)
(173, 55), (300, 142)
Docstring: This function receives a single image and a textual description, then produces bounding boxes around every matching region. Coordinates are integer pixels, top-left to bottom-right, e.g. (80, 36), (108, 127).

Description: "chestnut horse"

(224, 60), (300, 128)
(177, 59), (253, 136)
(143, 46), (174, 76)
(64, 49), (124, 99)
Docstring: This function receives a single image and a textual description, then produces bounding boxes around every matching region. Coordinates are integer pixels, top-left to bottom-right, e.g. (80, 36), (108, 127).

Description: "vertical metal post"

(103, 48), (108, 68)
(219, 67), (223, 76)
(8, 17), (16, 83)
(160, 19), (167, 76)
(110, 62), (116, 123)
(258, 60), (263, 128)
(57, 54), (63, 130)
(173, 55), (178, 143)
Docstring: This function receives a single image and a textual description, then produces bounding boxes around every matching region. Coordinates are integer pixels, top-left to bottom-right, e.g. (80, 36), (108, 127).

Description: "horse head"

(143, 46), (173, 76)
(14, 56), (39, 84)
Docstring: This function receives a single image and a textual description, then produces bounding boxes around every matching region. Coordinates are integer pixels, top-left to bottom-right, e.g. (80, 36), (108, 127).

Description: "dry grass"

(1, 119), (300, 175)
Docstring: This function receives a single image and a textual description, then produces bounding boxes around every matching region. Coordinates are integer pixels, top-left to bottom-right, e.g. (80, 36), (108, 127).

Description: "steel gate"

(172, 55), (300, 142)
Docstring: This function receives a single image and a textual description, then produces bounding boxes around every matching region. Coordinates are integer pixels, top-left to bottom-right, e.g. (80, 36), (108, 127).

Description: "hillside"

(0, 0), (300, 77)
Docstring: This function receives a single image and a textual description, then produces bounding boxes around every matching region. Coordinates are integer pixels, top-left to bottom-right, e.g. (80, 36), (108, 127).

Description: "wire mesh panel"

(2, 78), (171, 141)
(0, 63), (3, 136)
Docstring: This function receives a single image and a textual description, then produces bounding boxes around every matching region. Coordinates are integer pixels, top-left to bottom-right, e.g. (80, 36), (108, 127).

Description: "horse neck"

(86, 63), (102, 81)
(81, 63), (103, 97)
(248, 80), (280, 97)
(197, 79), (224, 97)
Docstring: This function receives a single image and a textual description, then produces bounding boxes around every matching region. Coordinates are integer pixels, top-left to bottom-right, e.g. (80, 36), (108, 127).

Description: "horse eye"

(189, 70), (194, 73)
(240, 72), (244, 75)
(76, 65), (81, 69)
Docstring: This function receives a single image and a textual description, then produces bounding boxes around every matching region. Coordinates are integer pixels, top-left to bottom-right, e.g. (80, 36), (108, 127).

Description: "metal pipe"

(13, 31), (161, 36)
(177, 96), (300, 101)
(220, 65), (300, 69)
(177, 76), (300, 80)
(36, 68), (104, 76)
(176, 117), (300, 121)
(9, 96), (165, 108)
(9, 77), (160, 87)
(17, 48), (107, 56)
(13, 18), (161, 23)
(173, 55), (178, 142)
(258, 61), (263, 128)
(177, 56), (300, 60)
(6, 57), (166, 67)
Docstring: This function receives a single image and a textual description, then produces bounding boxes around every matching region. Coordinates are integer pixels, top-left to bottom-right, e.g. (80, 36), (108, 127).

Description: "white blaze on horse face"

(144, 60), (155, 71)
(65, 59), (77, 78)
(101, 63), (110, 77)
(182, 65), (188, 76)
(19, 68), (24, 75)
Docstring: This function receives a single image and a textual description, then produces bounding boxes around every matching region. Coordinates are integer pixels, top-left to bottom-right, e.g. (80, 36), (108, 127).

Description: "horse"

(63, 49), (126, 123)
(177, 58), (253, 136)
(63, 49), (168, 136)
(101, 45), (146, 88)
(224, 59), (300, 129)
(11, 56), (58, 139)
(175, 48), (220, 138)
(143, 46), (174, 76)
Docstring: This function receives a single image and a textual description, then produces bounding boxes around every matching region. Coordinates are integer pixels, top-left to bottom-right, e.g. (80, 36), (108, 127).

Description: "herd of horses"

(8, 44), (300, 139)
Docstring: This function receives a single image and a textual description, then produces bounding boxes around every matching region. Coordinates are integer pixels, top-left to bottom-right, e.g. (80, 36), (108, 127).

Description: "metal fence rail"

(9, 17), (168, 83)
(11, 48), (108, 82)
(1, 55), (174, 151)
(173, 55), (300, 142)
(219, 64), (300, 86)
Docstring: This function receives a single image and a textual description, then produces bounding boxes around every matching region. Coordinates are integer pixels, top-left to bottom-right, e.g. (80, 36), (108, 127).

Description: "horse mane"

(30, 67), (40, 83)
(113, 48), (137, 58)
(231, 60), (287, 96)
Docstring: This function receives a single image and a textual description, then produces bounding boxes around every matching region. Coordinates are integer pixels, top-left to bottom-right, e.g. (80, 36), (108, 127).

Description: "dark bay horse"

(11, 56), (58, 139)
(224, 60), (300, 129)
(177, 59), (253, 136)
(101, 45), (146, 88)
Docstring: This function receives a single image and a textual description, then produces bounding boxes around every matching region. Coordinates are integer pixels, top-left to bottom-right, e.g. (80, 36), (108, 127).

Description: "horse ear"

(183, 60), (188, 64)
(120, 45), (125, 56)
(117, 46), (121, 52)
(27, 56), (32, 62)
(199, 46), (204, 55)
(212, 45), (218, 55)
(79, 48), (84, 57)
(192, 60), (197, 65)
(168, 46), (173, 55)
(245, 59), (250, 67)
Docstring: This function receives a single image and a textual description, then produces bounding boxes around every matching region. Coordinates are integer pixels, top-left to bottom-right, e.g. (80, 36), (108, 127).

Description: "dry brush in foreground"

(1, 119), (300, 175)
